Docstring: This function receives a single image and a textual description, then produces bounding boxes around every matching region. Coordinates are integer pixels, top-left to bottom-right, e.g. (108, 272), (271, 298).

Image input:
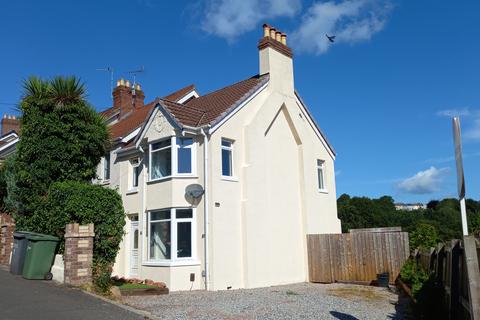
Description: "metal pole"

(452, 117), (468, 236)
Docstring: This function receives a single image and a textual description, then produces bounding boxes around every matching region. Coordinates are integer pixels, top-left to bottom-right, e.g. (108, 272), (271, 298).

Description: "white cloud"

(290, 0), (393, 55)
(464, 117), (480, 140)
(397, 167), (449, 194)
(436, 108), (472, 117)
(201, 0), (301, 40)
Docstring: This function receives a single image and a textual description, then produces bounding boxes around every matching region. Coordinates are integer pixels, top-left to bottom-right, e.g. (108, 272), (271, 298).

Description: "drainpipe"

(200, 126), (210, 290)
(139, 145), (147, 265)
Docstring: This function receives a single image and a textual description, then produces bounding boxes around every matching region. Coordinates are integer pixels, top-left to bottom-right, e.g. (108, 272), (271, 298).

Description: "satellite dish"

(185, 184), (204, 207)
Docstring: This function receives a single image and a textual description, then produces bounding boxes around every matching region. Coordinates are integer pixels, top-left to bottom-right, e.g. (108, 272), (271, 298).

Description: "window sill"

(126, 188), (139, 195)
(318, 189), (329, 194)
(142, 259), (201, 267)
(99, 180), (110, 186)
(221, 176), (239, 182)
(147, 175), (198, 184)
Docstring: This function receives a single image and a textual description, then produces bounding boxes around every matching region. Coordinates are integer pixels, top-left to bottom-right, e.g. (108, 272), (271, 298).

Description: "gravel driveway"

(124, 283), (412, 320)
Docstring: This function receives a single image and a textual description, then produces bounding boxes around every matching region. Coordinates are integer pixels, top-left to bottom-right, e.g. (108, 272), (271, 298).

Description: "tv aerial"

(127, 66), (145, 95)
(96, 67), (114, 98)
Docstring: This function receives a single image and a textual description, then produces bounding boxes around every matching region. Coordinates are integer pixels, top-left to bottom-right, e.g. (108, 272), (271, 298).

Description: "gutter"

(199, 125), (211, 290)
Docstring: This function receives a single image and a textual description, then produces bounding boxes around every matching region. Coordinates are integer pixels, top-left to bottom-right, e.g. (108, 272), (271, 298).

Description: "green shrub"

(33, 181), (125, 292)
(410, 223), (438, 250)
(400, 259), (429, 297)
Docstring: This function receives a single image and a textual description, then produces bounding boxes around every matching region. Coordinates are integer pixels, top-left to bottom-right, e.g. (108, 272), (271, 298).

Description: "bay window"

(148, 208), (195, 262)
(149, 137), (195, 181)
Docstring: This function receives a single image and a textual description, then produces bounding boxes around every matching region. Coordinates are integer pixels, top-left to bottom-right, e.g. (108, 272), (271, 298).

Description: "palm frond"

(49, 76), (86, 107)
(22, 76), (50, 101)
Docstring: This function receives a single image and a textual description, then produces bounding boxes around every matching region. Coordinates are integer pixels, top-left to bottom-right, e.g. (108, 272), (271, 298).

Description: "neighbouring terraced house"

(1, 24), (342, 291)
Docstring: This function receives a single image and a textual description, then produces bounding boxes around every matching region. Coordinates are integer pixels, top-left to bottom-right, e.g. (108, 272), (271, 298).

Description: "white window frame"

(128, 158), (141, 191)
(174, 137), (196, 176)
(103, 153), (111, 181)
(317, 159), (328, 193)
(221, 138), (235, 179)
(148, 136), (197, 182)
(144, 208), (198, 267)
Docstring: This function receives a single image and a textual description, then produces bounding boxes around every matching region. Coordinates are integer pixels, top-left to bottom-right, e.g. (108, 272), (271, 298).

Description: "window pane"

(177, 138), (192, 174)
(150, 221), (171, 260)
(150, 211), (170, 221)
(176, 209), (193, 219)
(221, 139), (231, 147)
(133, 230), (139, 249)
(104, 154), (110, 180)
(177, 222), (191, 258)
(222, 149), (232, 176)
(151, 139), (171, 150)
(133, 165), (140, 187)
(151, 148), (171, 179)
(318, 168), (324, 189)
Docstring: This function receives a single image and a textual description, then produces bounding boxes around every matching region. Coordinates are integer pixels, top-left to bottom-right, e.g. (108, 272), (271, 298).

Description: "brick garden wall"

(64, 223), (95, 286)
(0, 213), (14, 265)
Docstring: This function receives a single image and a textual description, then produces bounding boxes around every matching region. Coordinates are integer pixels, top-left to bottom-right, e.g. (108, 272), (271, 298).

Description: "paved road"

(0, 268), (145, 320)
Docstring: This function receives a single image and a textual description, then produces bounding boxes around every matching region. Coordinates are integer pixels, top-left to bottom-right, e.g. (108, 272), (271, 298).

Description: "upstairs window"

(150, 139), (171, 180)
(149, 137), (196, 181)
(221, 139), (233, 177)
(317, 159), (326, 191)
(103, 153), (111, 180)
(130, 158), (141, 188)
(176, 138), (194, 174)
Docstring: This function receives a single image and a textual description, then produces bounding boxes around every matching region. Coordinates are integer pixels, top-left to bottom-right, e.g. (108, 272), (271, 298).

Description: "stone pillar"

(64, 223), (94, 286)
(0, 214), (15, 265)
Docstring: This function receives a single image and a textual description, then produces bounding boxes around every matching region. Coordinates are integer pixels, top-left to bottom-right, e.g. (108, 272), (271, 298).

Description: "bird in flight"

(326, 34), (336, 43)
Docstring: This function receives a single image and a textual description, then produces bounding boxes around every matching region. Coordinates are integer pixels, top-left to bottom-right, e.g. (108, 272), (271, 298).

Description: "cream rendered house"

(97, 24), (341, 291)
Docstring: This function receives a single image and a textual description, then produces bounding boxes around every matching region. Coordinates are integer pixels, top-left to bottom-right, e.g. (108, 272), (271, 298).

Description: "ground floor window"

(148, 208), (195, 261)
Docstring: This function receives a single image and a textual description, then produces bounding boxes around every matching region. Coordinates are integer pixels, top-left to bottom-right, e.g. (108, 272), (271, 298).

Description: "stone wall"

(64, 223), (94, 286)
(0, 214), (14, 265)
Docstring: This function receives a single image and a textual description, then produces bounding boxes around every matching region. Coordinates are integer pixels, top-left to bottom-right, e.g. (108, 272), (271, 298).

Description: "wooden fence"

(307, 227), (410, 284)
(414, 236), (480, 320)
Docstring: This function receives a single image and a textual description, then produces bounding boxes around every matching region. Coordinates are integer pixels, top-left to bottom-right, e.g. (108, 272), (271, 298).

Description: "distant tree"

(426, 200), (439, 210)
(410, 223), (438, 249)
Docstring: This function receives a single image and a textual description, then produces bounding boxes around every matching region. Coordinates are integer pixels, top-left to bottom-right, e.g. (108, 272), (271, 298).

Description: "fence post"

(463, 236), (480, 320)
(0, 214), (15, 265)
(64, 223), (94, 286)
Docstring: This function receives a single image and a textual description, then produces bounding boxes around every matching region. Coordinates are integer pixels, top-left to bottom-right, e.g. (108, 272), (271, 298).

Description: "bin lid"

(25, 233), (59, 241)
(14, 231), (42, 238)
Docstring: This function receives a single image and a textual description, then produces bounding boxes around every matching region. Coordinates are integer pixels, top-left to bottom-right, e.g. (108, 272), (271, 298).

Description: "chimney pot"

(3, 114), (6, 119)
(135, 84), (141, 91)
(281, 33), (287, 45)
(275, 31), (282, 42)
(269, 28), (276, 39)
(125, 80), (131, 88)
(116, 80), (121, 87)
(120, 78), (125, 86)
(263, 24), (270, 38)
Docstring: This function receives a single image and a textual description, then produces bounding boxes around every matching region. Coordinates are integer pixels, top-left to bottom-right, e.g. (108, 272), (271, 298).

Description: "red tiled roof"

(159, 99), (205, 127)
(99, 106), (118, 119)
(109, 102), (155, 140)
(185, 74), (269, 126)
(163, 84), (196, 102)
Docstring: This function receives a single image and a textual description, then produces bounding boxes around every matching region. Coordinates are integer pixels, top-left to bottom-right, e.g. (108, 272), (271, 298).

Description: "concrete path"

(0, 268), (144, 320)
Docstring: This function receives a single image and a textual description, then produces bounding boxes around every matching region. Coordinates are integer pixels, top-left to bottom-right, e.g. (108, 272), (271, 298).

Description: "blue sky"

(0, 0), (479, 203)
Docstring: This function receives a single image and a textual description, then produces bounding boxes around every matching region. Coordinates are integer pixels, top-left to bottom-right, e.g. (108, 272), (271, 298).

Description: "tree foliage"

(10, 76), (109, 221)
(337, 194), (480, 249)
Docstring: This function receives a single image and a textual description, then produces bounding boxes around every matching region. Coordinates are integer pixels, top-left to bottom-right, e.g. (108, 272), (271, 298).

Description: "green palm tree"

(22, 76), (86, 107)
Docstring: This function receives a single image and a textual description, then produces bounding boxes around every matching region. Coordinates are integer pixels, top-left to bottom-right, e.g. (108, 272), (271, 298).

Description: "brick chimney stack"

(1, 114), (20, 135)
(112, 79), (145, 117)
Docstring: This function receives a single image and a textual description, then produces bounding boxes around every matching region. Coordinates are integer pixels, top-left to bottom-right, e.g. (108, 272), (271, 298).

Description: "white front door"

(130, 217), (139, 276)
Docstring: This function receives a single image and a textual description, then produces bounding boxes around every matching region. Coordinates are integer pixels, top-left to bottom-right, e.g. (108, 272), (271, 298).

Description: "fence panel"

(307, 229), (410, 284)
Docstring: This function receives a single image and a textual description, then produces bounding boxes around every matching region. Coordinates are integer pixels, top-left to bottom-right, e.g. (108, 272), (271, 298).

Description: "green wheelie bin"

(22, 233), (59, 280)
